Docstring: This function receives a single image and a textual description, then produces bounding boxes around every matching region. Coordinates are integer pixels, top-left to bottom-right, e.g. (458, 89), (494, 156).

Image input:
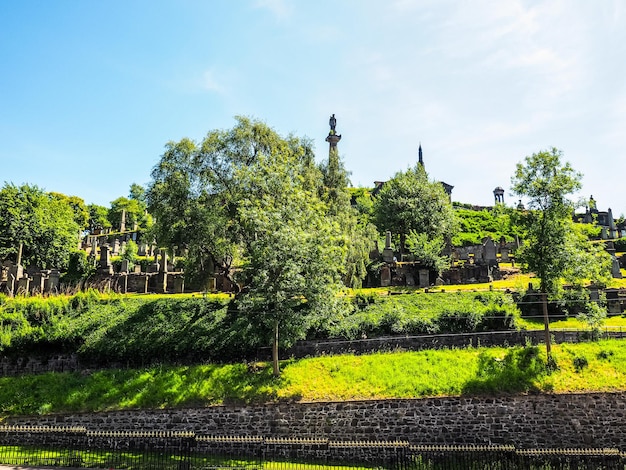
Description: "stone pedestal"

(157, 272), (168, 293)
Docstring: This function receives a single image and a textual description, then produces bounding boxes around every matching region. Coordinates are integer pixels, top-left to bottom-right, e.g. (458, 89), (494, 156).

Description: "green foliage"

(108, 195), (150, 231)
(463, 345), (546, 394)
(62, 250), (95, 283)
(572, 355), (589, 372)
(87, 204), (111, 232)
(373, 164), (457, 253)
(510, 148), (600, 295)
(405, 231), (449, 273)
(324, 291), (520, 339)
(452, 206), (521, 246)
(49, 192), (90, 230)
(0, 183), (80, 270)
(121, 240), (138, 262)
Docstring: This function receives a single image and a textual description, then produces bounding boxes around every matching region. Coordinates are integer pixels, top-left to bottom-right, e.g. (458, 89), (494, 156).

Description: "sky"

(2, 0), (626, 216)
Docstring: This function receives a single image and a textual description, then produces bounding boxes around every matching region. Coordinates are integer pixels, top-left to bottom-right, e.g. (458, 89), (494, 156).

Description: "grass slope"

(1, 340), (625, 417)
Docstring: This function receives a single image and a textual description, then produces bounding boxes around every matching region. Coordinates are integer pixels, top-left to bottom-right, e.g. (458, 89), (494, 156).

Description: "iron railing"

(0, 426), (625, 469)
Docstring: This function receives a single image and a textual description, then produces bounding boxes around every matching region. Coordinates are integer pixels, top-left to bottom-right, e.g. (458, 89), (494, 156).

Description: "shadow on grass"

(0, 361), (302, 416)
(461, 345), (547, 395)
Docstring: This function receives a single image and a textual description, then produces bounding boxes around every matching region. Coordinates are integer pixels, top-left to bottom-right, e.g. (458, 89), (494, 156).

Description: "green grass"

(2, 340), (626, 416)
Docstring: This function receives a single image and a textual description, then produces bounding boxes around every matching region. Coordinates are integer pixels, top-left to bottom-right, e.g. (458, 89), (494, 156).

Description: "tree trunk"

(272, 319), (280, 377)
(542, 291), (552, 360)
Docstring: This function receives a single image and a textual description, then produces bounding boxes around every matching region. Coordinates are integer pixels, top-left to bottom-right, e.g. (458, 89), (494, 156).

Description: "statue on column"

(329, 114), (337, 132)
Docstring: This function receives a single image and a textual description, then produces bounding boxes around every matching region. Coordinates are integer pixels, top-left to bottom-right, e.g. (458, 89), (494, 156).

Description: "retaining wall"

(4, 393), (626, 449)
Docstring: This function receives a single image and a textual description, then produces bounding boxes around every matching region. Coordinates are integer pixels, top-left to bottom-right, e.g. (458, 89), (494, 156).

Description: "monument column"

(325, 113), (342, 157)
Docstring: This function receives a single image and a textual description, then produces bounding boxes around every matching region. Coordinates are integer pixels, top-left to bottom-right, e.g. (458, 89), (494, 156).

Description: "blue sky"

(2, 0), (626, 216)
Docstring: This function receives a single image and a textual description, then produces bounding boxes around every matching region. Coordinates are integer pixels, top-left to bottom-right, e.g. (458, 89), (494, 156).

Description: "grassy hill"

(1, 339), (625, 416)
(2, 280), (626, 417)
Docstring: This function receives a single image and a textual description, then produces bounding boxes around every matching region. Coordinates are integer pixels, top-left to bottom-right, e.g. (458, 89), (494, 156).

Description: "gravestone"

(46, 269), (60, 293)
(173, 275), (185, 294)
(17, 277), (30, 294)
(112, 238), (121, 256)
(382, 231), (395, 263)
(606, 289), (621, 314)
(482, 237), (497, 264)
(120, 209), (126, 232)
(31, 272), (45, 294)
(120, 259), (130, 273)
(418, 269), (429, 288)
(405, 272), (415, 286)
(500, 247), (510, 262)
(380, 266), (391, 287)
(99, 245), (114, 274)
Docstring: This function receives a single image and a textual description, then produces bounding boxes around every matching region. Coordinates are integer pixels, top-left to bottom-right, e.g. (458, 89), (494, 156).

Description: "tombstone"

(418, 269), (430, 288)
(206, 277), (217, 293)
(405, 271), (415, 286)
(120, 259), (130, 273)
(382, 231), (395, 263)
(173, 275), (185, 294)
(45, 269), (60, 293)
(133, 264), (141, 274)
(118, 275), (128, 294)
(380, 266), (391, 287)
(611, 256), (622, 279)
(132, 231), (138, 242)
(112, 238), (121, 256)
(448, 268), (461, 285)
(90, 237), (98, 258)
(481, 237), (497, 264)
(120, 241), (127, 256)
(99, 245), (114, 274)
(31, 272), (45, 294)
(500, 247), (510, 262)
(606, 289), (621, 314)
(9, 263), (24, 285)
(17, 277), (30, 294)
(137, 242), (147, 257)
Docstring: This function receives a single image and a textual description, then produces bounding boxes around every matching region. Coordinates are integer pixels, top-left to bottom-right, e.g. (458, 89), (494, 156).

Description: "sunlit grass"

(2, 340), (626, 416)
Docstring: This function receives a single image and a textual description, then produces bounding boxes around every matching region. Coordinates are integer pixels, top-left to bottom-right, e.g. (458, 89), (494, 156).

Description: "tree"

(87, 204), (112, 233)
(236, 151), (346, 375)
(108, 195), (150, 232)
(373, 164), (457, 254)
(147, 117), (350, 374)
(49, 192), (90, 231)
(0, 183), (80, 270)
(318, 148), (377, 289)
(405, 231), (450, 274)
(511, 148), (611, 359)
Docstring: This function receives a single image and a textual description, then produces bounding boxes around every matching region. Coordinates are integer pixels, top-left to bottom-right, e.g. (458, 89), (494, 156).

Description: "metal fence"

(1, 427), (625, 470)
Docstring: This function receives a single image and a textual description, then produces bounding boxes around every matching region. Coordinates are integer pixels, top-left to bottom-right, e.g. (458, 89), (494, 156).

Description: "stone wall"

(4, 393), (626, 449)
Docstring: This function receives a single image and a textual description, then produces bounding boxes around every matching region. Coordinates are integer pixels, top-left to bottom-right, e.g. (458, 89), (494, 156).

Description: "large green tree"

(373, 164), (457, 254)
(511, 148), (611, 358)
(147, 117), (351, 374)
(0, 184), (80, 270)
